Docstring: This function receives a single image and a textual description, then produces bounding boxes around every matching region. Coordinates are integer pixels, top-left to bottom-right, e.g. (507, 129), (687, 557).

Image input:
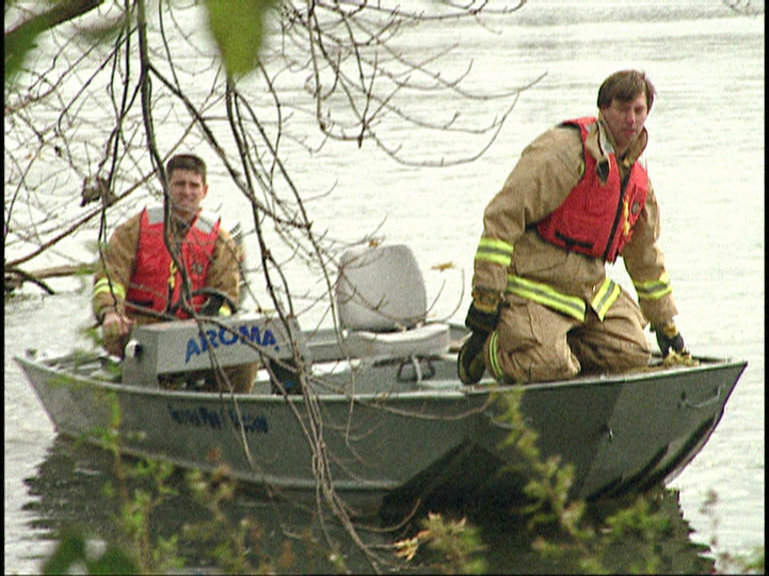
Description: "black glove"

(464, 290), (501, 335)
(198, 293), (225, 317)
(458, 331), (487, 385)
(653, 322), (687, 358)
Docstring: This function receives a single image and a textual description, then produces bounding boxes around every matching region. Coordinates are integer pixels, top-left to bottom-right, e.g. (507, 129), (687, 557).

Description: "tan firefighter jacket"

(472, 114), (677, 327)
(92, 206), (241, 325)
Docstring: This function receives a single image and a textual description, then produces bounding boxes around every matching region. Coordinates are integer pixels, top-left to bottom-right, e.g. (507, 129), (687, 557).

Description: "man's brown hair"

(166, 154), (207, 184)
(597, 70), (656, 112)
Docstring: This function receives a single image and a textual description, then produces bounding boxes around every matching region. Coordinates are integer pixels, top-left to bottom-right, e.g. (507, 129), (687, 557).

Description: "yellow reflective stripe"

(621, 199), (631, 236)
(634, 271), (672, 301)
(488, 331), (504, 380)
(168, 261), (177, 289)
(506, 274), (586, 321)
(92, 277), (126, 300)
(590, 278), (621, 321)
(475, 237), (514, 267)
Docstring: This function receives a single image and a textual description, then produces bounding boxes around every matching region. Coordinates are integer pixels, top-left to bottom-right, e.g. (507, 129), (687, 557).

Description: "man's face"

(168, 169), (207, 221)
(601, 92), (648, 155)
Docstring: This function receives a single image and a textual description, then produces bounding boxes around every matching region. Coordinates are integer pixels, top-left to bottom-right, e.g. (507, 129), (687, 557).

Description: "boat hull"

(16, 351), (745, 513)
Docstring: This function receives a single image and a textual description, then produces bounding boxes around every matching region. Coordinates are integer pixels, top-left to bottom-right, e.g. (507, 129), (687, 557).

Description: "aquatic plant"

(394, 512), (487, 574)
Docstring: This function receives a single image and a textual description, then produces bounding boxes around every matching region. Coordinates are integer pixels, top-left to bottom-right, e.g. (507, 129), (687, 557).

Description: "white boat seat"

(335, 244), (450, 359)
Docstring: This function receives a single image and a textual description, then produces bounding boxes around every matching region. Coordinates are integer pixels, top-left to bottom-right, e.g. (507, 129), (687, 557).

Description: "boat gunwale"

(14, 350), (748, 404)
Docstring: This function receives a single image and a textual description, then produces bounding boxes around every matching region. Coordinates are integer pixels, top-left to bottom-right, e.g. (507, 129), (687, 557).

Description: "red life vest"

(536, 117), (649, 263)
(126, 206), (220, 318)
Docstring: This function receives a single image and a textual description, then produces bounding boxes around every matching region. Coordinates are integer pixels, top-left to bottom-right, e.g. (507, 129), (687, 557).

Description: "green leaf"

(87, 545), (140, 574)
(4, 19), (46, 82)
(203, 0), (276, 78)
(43, 528), (88, 575)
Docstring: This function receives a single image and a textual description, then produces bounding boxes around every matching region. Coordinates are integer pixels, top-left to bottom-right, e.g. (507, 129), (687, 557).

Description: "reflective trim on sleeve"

(93, 277), (126, 300)
(633, 271), (672, 301)
(506, 274), (586, 322)
(474, 237), (514, 268)
(590, 278), (621, 321)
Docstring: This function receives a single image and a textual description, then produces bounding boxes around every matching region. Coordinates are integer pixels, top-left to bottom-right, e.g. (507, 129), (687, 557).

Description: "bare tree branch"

(722, 0), (764, 15)
(5, 0), (104, 45)
(4, 2), (537, 570)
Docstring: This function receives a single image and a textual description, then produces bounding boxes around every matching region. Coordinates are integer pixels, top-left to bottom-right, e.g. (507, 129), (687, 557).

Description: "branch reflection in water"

(23, 437), (716, 574)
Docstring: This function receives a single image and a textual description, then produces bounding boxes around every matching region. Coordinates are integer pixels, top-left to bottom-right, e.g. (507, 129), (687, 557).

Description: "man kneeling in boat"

(91, 153), (257, 393)
(459, 69), (695, 386)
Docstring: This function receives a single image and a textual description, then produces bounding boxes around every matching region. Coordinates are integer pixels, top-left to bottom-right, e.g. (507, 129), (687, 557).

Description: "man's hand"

(653, 321), (686, 358)
(653, 321), (698, 366)
(464, 289), (501, 334)
(459, 289), (501, 385)
(458, 331), (487, 385)
(102, 309), (134, 358)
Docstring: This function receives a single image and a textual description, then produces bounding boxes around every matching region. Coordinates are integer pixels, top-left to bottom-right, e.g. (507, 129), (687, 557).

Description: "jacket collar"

(591, 111), (648, 165)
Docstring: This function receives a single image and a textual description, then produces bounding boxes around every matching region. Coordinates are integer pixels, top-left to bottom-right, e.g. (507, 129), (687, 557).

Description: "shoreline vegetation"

(34, 391), (764, 575)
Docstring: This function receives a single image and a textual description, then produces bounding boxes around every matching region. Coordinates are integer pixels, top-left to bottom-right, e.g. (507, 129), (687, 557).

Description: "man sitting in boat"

(459, 69), (694, 386)
(92, 153), (257, 393)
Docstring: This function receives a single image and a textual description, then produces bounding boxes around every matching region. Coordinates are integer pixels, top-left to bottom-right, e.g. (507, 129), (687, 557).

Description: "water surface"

(5, 1), (764, 573)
